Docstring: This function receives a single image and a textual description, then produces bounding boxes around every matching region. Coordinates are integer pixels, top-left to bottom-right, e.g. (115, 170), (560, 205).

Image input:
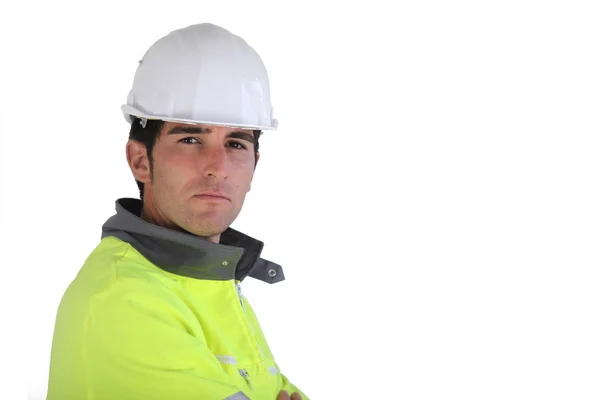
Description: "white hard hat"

(121, 23), (277, 130)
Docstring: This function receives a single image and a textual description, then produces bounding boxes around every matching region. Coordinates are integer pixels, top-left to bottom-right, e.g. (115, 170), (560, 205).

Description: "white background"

(1, 1), (599, 399)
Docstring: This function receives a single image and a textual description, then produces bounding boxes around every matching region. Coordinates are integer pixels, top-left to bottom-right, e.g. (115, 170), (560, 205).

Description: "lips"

(195, 192), (230, 201)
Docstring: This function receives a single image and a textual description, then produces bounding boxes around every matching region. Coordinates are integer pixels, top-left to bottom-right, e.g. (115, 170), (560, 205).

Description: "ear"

(126, 139), (152, 183)
(255, 151), (260, 166)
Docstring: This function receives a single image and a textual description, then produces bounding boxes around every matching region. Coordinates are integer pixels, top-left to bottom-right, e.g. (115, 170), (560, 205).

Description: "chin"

(184, 218), (228, 237)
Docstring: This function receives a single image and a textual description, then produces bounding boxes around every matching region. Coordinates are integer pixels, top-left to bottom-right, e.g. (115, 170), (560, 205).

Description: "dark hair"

(128, 116), (261, 201)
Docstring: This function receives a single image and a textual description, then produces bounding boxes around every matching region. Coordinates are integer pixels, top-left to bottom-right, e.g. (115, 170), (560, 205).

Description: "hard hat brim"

(121, 104), (278, 131)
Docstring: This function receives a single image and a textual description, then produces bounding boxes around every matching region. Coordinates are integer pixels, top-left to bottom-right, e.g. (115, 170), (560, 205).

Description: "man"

(47, 23), (308, 400)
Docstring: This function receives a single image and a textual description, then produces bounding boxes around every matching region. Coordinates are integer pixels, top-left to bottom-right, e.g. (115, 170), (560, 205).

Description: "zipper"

(235, 281), (245, 311)
(234, 281), (267, 361)
(239, 369), (253, 390)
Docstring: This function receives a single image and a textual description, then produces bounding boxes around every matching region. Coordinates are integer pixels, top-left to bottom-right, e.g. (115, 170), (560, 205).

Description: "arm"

(48, 278), (249, 400)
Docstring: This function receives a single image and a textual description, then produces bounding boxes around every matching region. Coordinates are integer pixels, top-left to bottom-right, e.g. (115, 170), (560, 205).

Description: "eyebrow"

(167, 126), (255, 144)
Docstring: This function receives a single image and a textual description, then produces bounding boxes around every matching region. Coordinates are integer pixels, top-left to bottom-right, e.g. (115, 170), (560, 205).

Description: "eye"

(228, 141), (247, 150)
(179, 137), (200, 144)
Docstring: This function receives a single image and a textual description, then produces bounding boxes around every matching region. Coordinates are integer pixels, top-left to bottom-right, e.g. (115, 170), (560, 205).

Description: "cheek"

(225, 173), (252, 199)
(154, 154), (197, 185)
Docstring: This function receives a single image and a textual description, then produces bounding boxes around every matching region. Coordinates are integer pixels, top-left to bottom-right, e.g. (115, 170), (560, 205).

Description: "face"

(127, 121), (259, 243)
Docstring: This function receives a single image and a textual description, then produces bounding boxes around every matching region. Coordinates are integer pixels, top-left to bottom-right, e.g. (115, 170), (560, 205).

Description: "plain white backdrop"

(1, 0), (600, 399)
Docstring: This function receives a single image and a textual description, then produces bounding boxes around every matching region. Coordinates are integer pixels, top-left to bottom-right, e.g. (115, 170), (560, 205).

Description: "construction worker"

(47, 23), (308, 400)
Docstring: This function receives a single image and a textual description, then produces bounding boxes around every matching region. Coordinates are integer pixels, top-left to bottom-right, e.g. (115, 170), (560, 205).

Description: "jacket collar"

(100, 198), (285, 284)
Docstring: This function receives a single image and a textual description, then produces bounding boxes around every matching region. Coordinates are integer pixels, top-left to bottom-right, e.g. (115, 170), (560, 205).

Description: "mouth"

(194, 193), (230, 201)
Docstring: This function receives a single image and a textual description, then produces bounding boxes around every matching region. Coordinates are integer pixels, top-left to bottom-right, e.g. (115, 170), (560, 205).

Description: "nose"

(202, 145), (227, 180)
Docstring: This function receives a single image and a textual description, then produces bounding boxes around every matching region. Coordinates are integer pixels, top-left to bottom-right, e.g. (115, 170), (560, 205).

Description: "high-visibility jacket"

(47, 198), (308, 400)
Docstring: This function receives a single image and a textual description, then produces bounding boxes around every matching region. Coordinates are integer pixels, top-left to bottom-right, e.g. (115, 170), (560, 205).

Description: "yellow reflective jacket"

(47, 198), (308, 400)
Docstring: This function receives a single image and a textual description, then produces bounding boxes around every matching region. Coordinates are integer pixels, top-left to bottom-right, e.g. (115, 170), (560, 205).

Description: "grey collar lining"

(100, 198), (285, 284)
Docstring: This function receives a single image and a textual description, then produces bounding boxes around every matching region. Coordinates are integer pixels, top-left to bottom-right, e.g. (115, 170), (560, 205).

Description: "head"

(126, 117), (261, 243)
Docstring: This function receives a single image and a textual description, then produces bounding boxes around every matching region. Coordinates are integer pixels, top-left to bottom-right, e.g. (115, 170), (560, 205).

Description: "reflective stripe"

(224, 391), (250, 400)
(215, 355), (237, 365)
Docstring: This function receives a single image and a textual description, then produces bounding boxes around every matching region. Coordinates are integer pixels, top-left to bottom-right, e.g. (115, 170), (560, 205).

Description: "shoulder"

(63, 236), (181, 314)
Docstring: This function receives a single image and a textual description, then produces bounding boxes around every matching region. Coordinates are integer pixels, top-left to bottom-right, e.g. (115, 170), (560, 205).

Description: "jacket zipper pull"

(239, 369), (253, 389)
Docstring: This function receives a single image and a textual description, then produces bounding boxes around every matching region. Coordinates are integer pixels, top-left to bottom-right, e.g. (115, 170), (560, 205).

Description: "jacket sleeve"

(48, 277), (250, 400)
